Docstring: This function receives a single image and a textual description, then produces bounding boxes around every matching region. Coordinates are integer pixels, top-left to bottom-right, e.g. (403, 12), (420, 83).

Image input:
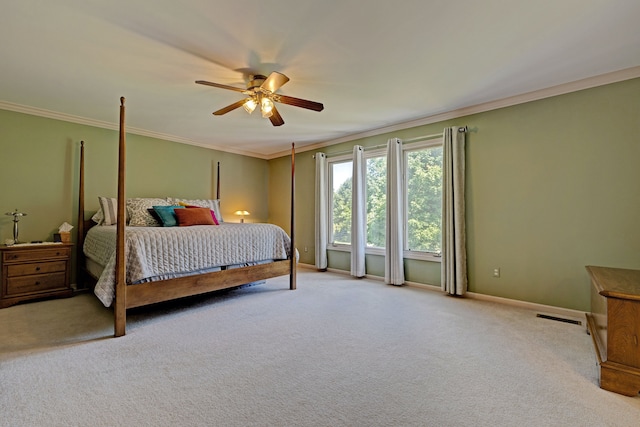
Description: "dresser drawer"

(2, 246), (71, 263)
(6, 272), (67, 295)
(6, 260), (67, 277)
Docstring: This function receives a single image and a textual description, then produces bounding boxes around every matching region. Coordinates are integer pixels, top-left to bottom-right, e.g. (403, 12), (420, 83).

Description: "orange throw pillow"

(174, 207), (216, 226)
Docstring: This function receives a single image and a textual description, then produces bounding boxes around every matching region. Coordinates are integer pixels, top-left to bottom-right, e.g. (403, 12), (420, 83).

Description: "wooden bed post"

(216, 162), (221, 200)
(114, 97), (127, 337)
(290, 143), (297, 290)
(76, 140), (85, 290)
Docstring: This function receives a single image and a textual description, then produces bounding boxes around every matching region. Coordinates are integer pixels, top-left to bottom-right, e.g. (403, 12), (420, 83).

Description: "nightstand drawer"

(6, 260), (67, 277)
(2, 246), (71, 263)
(6, 272), (67, 295)
(1, 243), (73, 308)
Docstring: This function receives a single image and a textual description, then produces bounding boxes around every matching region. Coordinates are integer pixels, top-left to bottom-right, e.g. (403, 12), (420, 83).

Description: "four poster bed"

(77, 97), (297, 337)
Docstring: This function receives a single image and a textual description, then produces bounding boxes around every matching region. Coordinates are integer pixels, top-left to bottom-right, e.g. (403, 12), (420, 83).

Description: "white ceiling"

(2, 1), (640, 159)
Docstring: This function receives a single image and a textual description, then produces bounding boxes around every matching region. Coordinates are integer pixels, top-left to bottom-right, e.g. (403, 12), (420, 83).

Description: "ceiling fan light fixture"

(261, 96), (274, 118)
(196, 71), (323, 126)
(243, 97), (257, 114)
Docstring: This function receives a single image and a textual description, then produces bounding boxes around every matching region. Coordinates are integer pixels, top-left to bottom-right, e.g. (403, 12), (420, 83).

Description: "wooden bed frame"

(77, 97), (297, 337)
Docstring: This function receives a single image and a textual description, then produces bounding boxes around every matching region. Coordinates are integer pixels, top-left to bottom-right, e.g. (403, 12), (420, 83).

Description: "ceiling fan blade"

(261, 72), (290, 93)
(196, 80), (246, 93)
(213, 99), (247, 115)
(275, 94), (324, 112)
(269, 105), (285, 127)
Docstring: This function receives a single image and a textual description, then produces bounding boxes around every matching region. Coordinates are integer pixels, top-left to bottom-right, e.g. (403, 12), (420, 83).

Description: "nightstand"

(0, 243), (73, 308)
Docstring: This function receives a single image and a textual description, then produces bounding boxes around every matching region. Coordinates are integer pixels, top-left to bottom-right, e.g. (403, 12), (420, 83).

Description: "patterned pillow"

(127, 198), (171, 226)
(91, 197), (120, 225)
(98, 197), (118, 226)
(169, 198), (224, 223)
(147, 208), (161, 223)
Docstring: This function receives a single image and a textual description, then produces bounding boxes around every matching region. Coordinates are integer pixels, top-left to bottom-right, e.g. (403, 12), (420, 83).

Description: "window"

(329, 159), (352, 246)
(405, 144), (443, 255)
(327, 141), (443, 258)
(365, 154), (386, 248)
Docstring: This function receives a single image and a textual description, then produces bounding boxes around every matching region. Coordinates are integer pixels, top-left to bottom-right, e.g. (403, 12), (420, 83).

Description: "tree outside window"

(328, 143), (442, 254)
(405, 146), (443, 253)
(365, 155), (386, 248)
(330, 161), (352, 245)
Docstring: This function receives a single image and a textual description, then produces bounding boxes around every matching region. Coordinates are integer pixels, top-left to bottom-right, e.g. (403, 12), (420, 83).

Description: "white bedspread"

(83, 223), (292, 307)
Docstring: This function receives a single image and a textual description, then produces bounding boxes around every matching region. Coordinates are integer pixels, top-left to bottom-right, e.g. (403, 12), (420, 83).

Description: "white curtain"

(385, 138), (405, 285)
(351, 145), (366, 277)
(441, 127), (468, 295)
(314, 152), (328, 270)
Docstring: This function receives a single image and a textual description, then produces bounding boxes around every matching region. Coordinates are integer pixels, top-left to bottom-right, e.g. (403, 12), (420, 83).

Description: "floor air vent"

(536, 313), (582, 326)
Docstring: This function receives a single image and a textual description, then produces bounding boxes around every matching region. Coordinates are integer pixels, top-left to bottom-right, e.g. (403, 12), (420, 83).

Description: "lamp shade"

(260, 97), (274, 118)
(233, 210), (250, 223)
(243, 98), (257, 114)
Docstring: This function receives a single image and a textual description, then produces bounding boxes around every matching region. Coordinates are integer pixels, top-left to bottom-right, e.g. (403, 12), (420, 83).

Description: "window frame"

(327, 153), (353, 250)
(325, 140), (443, 263)
(363, 148), (387, 252)
(402, 139), (443, 262)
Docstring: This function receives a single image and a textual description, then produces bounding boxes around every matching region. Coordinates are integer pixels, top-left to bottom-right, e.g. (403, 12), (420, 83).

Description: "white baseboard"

(464, 291), (586, 324)
(297, 264), (586, 323)
(297, 262), (320, 271)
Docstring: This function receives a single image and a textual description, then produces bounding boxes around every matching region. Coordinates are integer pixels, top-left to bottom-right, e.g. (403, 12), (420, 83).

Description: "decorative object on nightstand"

(53, 222), (74, 243)
(5, 209), (27, 244)
(234, 210), (250, 223)
(0, 242), (73, 308)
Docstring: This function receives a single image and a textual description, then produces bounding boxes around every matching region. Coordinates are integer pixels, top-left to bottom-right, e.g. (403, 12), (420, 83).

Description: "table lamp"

(234, 210), (250, 223)
(5, 209), (27, 244)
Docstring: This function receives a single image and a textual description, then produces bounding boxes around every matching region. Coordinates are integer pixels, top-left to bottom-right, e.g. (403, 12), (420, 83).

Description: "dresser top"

(1, 242), (72, 250)
(586, 265), (640, 301)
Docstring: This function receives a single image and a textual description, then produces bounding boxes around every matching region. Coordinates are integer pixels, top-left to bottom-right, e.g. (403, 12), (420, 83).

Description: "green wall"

(0, 110), (270, 281)
(3, 77), (638, 311)
(269, 78), (640, 311)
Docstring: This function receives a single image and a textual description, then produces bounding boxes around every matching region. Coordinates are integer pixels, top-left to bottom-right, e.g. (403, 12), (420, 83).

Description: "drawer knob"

(35, 267), (41, 271)
(35, 281), (40, 286)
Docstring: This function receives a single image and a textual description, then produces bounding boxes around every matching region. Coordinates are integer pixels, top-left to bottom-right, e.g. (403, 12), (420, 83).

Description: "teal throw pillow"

(153, 205), (184, 227)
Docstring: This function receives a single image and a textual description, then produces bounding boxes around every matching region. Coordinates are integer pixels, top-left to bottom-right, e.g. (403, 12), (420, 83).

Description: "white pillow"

(98, 197), (118, 226)
(91, 210), (103, 224)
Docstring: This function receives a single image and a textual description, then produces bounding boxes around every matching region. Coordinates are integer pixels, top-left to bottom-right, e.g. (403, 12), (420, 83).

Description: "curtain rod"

(400, 126), (468, 144)
(314, 126), (467, 159)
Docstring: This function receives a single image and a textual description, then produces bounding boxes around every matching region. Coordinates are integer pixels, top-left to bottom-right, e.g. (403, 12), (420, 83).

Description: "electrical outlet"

(304, 246), (308, 253)
(493, 268), (500, 278)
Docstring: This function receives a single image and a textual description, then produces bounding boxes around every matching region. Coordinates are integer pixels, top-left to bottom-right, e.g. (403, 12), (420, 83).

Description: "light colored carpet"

(1, 270), (639, 427)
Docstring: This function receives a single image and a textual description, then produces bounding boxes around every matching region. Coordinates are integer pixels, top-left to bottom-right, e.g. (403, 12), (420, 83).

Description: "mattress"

(83, 223), (292, 306)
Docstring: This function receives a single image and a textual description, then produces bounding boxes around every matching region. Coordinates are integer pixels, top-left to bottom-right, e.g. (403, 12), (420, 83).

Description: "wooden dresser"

(0, 243), (73, 308)
(585, 265), (640, 396)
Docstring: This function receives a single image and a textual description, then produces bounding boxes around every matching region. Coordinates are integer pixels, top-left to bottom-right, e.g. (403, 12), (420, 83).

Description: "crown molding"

(274, 65), (640, 159)
(0, 101), (118, 130)
(3, 66), (639, 161)
(0, 100), (270, 159)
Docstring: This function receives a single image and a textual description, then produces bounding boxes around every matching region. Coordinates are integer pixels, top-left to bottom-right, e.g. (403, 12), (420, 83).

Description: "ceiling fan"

(196, 72), (324, 126)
